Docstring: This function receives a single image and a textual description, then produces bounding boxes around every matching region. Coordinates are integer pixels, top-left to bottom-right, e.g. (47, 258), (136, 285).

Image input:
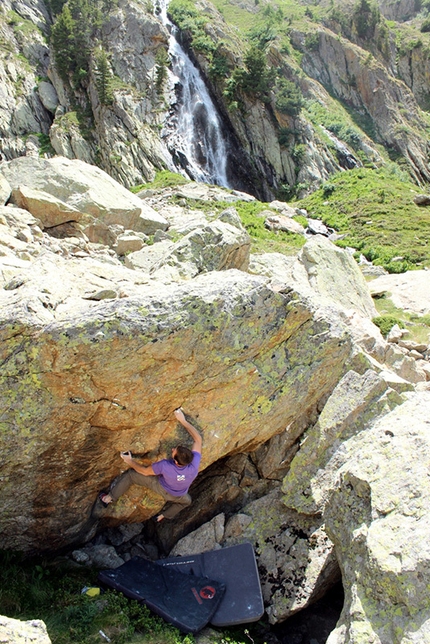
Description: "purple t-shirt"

(152, 451), (201, 496)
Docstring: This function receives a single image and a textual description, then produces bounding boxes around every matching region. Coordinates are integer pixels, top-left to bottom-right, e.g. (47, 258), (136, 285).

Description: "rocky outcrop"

(369, 270), (430, 316)
(126, 214), (250, 280)
(170, 489), (341, 625)
(293, 27), (430, 184)
(325, 390), (430, 644)
(0, 156), (168, 234)
(282, 369), (403, 515)
(379, 0), (419, 22)
(0, 615), (51, 644)
(0, 0), (170, 186)
(250, 242), (428, 385)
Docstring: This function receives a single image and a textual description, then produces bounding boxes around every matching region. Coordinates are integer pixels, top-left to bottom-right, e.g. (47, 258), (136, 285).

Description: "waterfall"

(158, 0), (230, 187)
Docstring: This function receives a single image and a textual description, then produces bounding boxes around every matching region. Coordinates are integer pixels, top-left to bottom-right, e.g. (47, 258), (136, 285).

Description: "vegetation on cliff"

(296, 165), (430, 272)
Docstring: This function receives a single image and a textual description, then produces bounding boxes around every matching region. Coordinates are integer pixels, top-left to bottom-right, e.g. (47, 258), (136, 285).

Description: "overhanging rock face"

(0, 268), (355, 552)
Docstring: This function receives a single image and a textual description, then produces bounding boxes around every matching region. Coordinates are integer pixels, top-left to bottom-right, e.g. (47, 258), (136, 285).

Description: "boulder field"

(1, 157), (429, 642)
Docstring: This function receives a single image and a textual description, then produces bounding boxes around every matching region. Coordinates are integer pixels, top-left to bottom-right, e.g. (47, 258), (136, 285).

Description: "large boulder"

(325, 391), (430, 643)
(0, 260), (357, 551)
(0, 157), (168, 234)
(251, 235), (377, 319)
(10, 186), (83, 229)
(126, 214), (250, 280)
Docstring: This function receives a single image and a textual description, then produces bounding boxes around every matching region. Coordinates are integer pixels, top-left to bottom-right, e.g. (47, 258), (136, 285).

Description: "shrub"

(305, 32), (319, 50)
(130, 171), (189, 192)
(275, 78), (303, 116)
(322, 182), (336, 197)
(247, 22), (278, 47)
(352, 0), (380, 39)
(230, 46), (274, 101)
(278, 127), (292, 147)
(372, 315), (405, 337)
(155, 47), (170, 94)
(209, 50), (230, 80)
(421, 16), (430, 32)
(291, 143), (306, 166)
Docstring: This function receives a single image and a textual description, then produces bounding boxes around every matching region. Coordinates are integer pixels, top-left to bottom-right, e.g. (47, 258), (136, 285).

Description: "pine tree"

(235, 46), (274, 100)
(51, 5), (76, 81)
(155, 48), (169, 95)
(68, 0), (92, 77)
(94, 48), (114, 105)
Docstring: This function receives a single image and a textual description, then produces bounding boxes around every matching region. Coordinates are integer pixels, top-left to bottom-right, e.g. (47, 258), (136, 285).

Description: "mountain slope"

(1, 0), (430, 200)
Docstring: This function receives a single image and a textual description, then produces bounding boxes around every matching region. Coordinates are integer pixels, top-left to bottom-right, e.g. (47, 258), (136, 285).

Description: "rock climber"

(98, 408), (202, 522)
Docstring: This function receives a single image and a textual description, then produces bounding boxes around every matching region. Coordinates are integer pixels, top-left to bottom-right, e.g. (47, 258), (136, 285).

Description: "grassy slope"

(295, 166), (430, 271)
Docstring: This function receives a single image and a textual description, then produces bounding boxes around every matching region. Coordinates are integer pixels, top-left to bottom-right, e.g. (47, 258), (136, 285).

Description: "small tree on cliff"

(274, 78), (303, 117)
(51, 5), (76, 81)
(94, 48), (114, 105)
(225, 46), (273, 104)
(155, 48), (170, 96)
(352, 0), (380, 39)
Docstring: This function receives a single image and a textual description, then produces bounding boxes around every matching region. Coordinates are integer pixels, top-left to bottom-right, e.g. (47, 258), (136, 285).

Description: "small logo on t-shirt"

(177, 474), (186, 481)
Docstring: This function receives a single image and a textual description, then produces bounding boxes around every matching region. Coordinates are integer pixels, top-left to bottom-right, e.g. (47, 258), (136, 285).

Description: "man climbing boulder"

(97, 408), (202, 522)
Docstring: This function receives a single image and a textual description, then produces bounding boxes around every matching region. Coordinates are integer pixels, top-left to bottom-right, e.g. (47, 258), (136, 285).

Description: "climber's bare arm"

(174, 408), (202, 454)
(120, 451), (155, 476)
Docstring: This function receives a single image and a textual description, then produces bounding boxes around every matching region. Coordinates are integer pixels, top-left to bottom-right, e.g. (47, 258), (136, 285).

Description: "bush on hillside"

(275, 78), (303, 116)
(421, 16), (430, 32)
(352, 0), (380, 39)
(372, 315), (405, 337)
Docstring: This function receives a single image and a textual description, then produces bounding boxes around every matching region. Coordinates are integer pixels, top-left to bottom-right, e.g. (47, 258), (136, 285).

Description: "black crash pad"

(157, 542), (264, 627)
(98, 556), (225, 634)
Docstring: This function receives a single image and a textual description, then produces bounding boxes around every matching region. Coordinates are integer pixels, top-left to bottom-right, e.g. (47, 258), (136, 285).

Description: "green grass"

(0, 551), (194, 644)
(372, 291), (430, 343)
(372, 314), (405, 337)
(0, 551), (268, 644)
(131, 172), (307, 256)
(130, 171), (189, 192)
(7, 9), (40, 37)
(234, 200), (306, 255)
(165, 194), (306, 255)
(295, 166), (430, 272)
(304, 97), (382, 159)
(209, 0), (317, 36)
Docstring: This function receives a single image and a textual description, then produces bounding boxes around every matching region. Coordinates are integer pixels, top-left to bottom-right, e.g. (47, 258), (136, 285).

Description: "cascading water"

(158, 0), (230, 187)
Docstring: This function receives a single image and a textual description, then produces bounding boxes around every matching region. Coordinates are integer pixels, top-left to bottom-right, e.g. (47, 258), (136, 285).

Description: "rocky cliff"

(1, 0), (430, 198)
(1, 156), (430, 642)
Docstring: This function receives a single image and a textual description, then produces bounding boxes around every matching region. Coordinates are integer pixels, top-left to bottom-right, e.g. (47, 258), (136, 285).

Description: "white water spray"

(159, 0), (230, 187)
